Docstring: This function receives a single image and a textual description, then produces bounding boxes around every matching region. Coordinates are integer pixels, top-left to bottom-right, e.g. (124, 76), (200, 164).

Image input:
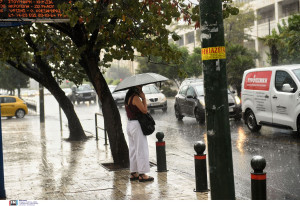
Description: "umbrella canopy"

(114, 73), (169, 92)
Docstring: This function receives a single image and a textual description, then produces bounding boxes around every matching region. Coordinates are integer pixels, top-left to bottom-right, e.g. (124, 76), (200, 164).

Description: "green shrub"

(106, 78), (113, 84)
(112, 79), (121, 85)
(161, 86), (177, 97)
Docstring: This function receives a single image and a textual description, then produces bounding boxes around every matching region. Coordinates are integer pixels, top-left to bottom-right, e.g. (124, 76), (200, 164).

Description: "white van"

(241, 64), (300, 134)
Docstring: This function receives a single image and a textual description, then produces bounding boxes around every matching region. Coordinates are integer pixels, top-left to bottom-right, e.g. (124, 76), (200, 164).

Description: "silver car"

(143, 84), (167, 112)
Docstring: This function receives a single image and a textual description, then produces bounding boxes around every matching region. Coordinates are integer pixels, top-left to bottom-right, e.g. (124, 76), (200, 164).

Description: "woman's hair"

(125, 87), (137, 105)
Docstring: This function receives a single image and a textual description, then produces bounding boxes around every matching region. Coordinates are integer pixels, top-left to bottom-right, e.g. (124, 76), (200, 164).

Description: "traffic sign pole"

(0, 105), (6, 198)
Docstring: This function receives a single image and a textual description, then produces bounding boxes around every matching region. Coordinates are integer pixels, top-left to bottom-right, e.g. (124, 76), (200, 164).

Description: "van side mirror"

(282, 84), (294, 92)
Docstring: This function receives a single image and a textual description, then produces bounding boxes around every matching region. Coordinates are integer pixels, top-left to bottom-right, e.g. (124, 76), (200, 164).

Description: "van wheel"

(15, 109), (25, 118)
(245, 110), (261, 132)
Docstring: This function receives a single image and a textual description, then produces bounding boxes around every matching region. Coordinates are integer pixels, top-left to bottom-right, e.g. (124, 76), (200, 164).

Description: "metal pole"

(59, 106), (62, 132)
(104, 121), (108, 145)
(199, 0), (235, 199)
(251, 156), (267, 200)
(155, 132), (168, 172)
(39, 84), (45, 123)
(95, 113), (98, 141)
(0, 105), (6, 198)
(194, 141), (208, 192)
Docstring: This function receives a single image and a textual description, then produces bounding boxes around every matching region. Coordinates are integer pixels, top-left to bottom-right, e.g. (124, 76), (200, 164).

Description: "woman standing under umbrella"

(125, 85), (154, 182)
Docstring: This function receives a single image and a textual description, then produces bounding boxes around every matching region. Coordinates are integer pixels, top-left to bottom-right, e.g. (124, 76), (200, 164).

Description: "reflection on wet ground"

(1, 114), (208, 200)
(2, 96), (300, 199)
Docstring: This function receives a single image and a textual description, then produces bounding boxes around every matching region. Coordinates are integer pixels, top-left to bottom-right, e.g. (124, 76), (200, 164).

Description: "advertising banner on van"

(244, 71), (272, 91)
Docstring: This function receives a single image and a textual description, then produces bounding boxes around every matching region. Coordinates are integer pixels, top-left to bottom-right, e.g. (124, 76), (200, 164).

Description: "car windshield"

(292, 69), (300, 82)
(78, 85), (91, 91)
(194, 84), (204, 96)
(143, 85), (160, 94)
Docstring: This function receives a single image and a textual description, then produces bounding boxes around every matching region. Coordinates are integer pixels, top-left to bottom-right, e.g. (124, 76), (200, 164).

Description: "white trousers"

(127, 120), (150, 174)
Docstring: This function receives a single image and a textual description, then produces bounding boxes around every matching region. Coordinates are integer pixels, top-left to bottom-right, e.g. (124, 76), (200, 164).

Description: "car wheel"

(195, 108), (205, 124)
(77, 100), (80, 104)
(245, 110), (261, 132)
(175, 105), (183, 120)
(7, 116), (13, 119)
(162, 108), (167, 113)
(15, 109), (25, 118)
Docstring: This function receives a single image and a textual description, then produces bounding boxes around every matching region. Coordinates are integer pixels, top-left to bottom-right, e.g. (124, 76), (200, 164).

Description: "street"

(23, 95), (300, 200)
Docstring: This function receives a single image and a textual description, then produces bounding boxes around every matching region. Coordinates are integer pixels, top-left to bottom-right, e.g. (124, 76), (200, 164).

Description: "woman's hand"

(139, 92), (146, 100)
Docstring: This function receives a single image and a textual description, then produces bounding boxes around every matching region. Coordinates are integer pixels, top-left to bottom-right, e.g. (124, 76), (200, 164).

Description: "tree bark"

(79, 52), (129, 166)
(50, 22), (130, 166)
(271, 45), (279, 66)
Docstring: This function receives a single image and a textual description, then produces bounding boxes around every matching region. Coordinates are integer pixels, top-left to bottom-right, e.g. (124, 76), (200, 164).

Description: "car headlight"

(199, 99), (205, 107)
(234, 96), (241, 105)
(161, 96), (167, 102)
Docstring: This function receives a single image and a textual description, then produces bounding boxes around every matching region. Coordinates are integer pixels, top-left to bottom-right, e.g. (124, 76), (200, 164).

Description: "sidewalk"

(1, 115), (210, 200)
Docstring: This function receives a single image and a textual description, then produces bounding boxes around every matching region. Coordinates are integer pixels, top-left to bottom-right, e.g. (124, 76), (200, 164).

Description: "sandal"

(130, 172), (139, 181)
(139, 174), (154, 182)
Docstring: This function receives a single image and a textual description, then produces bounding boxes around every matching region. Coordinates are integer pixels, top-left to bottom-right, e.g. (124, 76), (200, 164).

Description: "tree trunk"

(271, 45), (279, 66)
(80, 52), (129, 166)
(7, 60), (87, 141)
(46, 77), (87, 141)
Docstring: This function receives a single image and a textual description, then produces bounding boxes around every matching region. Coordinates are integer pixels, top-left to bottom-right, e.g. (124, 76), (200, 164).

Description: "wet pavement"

(3, 95), (300, 200)
(1, 115), (209, 200)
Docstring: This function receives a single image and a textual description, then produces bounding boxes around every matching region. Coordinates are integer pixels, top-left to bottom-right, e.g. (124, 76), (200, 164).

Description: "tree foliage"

(137, 44), (202, 87)
(223, 3), (255, 44)
(226, 43), (258, 96)
(0, 62), (29, 94)
(260, 14), (300, 66)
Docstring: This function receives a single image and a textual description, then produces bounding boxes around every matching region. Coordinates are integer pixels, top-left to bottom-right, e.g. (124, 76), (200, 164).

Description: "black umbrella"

(114, 73), (169, 92)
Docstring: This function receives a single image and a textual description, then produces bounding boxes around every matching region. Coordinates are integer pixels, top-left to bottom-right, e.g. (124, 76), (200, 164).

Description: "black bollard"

(156, 132), (168, 172)
(194, 141), (209, 192)
(251, 155), (267, 200)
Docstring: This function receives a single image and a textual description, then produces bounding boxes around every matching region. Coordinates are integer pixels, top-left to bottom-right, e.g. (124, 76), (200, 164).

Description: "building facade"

(244, 0), (300, 66)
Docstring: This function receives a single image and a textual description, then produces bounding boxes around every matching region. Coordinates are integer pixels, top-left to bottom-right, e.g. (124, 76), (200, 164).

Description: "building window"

(186, 31), (195, 45)
(281, 1), (299, 18)
(257, 5), (275, 24)
(177, 35), (184, 46)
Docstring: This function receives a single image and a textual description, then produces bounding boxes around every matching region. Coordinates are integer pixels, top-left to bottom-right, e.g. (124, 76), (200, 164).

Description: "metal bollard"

(156, 132), (168, 172)
(251, 155), (267, 200)
(194, 141), (209, 192)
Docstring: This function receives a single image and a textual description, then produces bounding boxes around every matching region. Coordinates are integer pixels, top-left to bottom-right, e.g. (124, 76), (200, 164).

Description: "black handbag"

(136, 112), (156, 136)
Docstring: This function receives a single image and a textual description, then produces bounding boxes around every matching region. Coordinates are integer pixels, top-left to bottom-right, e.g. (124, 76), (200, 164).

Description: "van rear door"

(244, 71), (273, 123)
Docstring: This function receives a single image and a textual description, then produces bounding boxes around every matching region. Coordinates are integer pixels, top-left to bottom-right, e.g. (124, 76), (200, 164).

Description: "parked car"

(174, 79), (242, 123)
(98, 85), (127, 108)
(112, 90), (127, 108)
(70, 84), (97, 104)
(0, 95), (28, 118)
(142, 84), (167, 112)
(109, 85), (126, 108)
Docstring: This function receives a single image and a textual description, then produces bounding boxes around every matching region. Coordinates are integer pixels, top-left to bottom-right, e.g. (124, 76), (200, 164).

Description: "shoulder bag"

(128, 96), (155, 136)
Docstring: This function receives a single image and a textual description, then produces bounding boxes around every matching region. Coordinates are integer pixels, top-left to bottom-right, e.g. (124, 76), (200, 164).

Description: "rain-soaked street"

(4, 94), (300, 200)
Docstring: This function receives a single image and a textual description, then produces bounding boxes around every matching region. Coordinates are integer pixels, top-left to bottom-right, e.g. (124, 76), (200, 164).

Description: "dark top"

(125, 95), (141, 120)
